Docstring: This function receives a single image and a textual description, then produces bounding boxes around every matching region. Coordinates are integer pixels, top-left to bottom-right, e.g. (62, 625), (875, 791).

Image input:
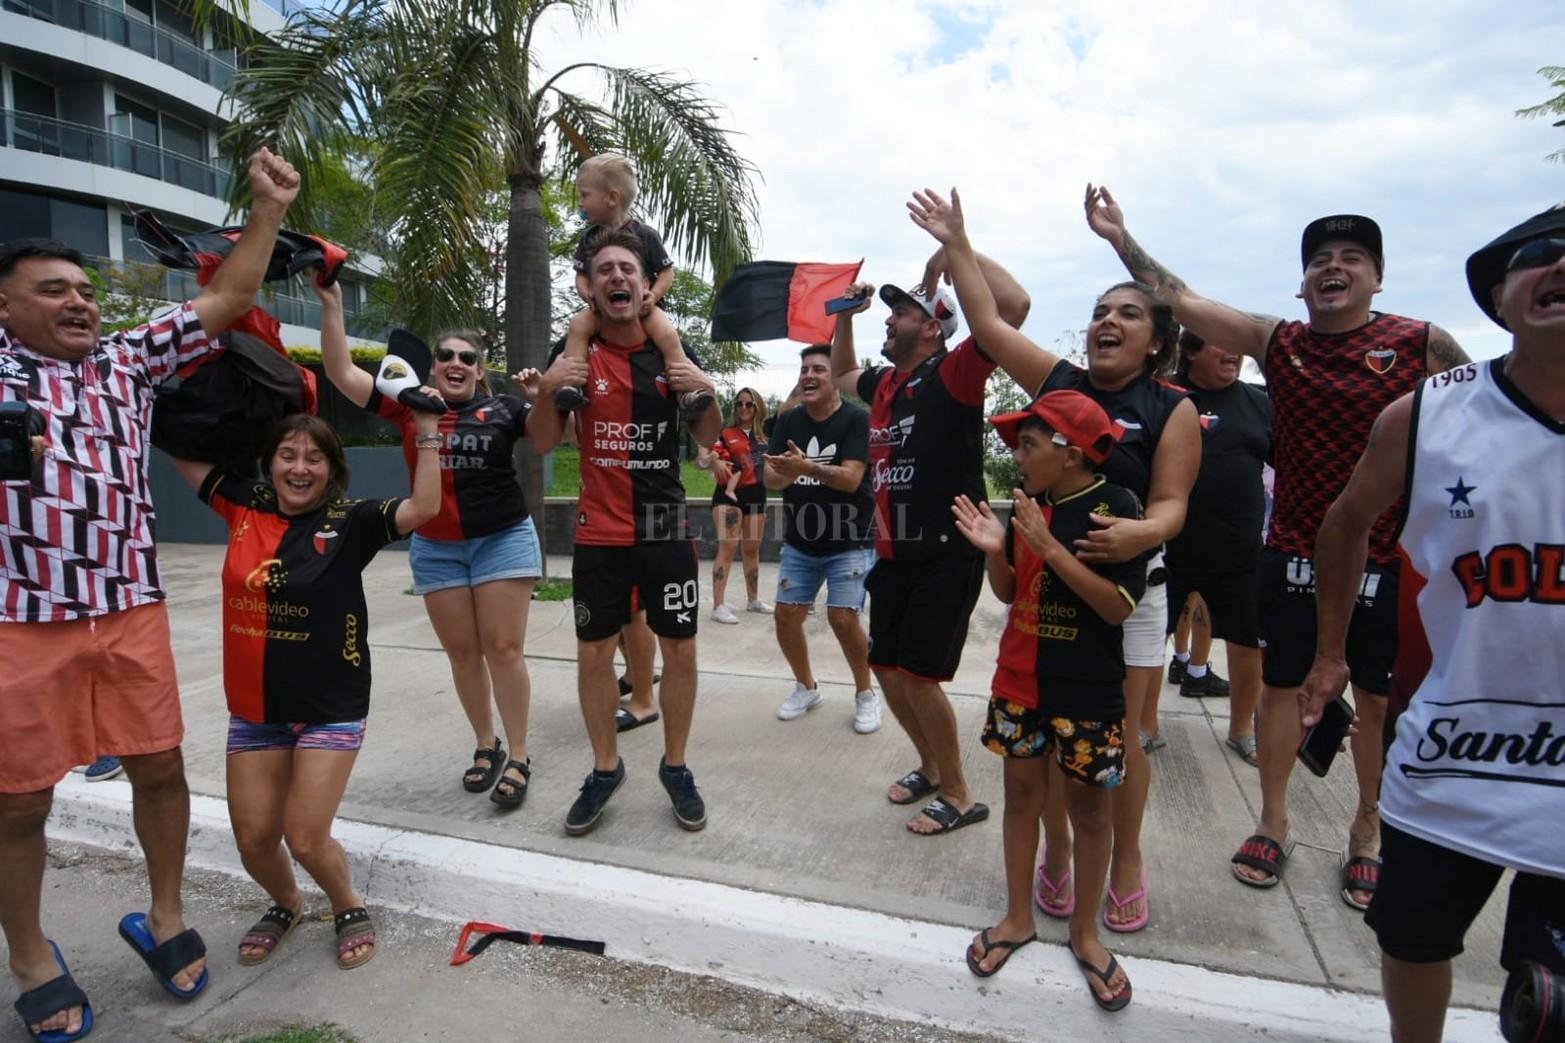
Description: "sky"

(542, 0), (1564, 401)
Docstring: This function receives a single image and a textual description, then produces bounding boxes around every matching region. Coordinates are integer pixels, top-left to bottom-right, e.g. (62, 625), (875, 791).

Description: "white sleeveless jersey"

(1381, 359), (1565, 878)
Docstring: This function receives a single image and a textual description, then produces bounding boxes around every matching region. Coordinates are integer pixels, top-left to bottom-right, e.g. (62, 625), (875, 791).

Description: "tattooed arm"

(1085, 183), (1283, 366)
(1424, 324), (1470, 374)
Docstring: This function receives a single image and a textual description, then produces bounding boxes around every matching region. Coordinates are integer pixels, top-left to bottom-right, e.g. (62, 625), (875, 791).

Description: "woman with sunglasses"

(698, 388), (771, 624)
(318, 284), (542, 809)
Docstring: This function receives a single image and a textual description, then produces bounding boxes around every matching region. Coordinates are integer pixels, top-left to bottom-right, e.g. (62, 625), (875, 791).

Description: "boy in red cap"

(951, 389), (1147, 1012)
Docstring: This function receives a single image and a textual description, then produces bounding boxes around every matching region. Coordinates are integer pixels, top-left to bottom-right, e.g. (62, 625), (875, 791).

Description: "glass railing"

(3, 0), (239, 90)
(81, 254), (387, 344)
(1, 108), (228, 198)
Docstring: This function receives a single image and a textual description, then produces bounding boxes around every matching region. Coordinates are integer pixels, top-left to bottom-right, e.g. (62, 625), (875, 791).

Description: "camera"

(0, 401), (41, 481)
(1502, 961), (1564, 1042)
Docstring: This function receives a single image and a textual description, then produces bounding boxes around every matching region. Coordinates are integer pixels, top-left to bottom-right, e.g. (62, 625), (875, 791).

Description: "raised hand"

(906, 187), (966, 245)
(1084, 183), (1126, 245)
(249, 147), (300, 210)
(1011, 492), (1061, 558)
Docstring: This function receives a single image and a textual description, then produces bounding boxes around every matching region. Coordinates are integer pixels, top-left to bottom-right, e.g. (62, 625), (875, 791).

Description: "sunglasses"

(1506, 238), (1565, 273)
(736, 400), (756, 409)
(435, 346), (482, 366)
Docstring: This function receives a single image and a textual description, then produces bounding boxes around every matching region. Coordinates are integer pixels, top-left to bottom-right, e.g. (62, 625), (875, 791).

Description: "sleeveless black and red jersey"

(1039, 361), (1189, 505)
(991, 479), (1146, 720)
(574, 337), (689, 546)
(201, 471), (403, 724)
(711, 425), (763, 489)
(1165, 373), (1272, 575)
(374, 390), (532, 542)
(1263, 314), (1427, 565)
(856, 337), (994, 561)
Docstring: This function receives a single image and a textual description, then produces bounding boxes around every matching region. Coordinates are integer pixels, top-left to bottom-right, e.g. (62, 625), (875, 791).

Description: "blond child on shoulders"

(554, 153), (712, 414)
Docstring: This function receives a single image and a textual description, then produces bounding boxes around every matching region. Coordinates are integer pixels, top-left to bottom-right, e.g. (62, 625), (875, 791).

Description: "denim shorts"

(775, 544), (874, 610)
(409, 516), (543, 595)
(226, 716), (366, 755)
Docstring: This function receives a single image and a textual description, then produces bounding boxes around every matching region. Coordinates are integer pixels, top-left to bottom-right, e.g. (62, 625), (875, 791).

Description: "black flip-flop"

(887, 769), (938, 806)
(117, 912), (208, 1000)
(909, 798), (989, 836)
(1068, 941), (1132, 1012)
(615, 708), (660, 733)
(964, 928), (1037, 978)
(13, 940), (92, 1042)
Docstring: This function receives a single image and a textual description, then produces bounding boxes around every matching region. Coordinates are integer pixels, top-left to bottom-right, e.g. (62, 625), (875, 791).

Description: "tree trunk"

(507, 170), (553, 573)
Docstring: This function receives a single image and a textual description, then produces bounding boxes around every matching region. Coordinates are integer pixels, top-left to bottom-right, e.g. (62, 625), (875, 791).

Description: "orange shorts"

(0, 601), (183, 793)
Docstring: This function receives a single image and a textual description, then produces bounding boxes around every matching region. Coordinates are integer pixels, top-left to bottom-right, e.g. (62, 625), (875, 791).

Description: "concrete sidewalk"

(36, 544), (1507, 1042)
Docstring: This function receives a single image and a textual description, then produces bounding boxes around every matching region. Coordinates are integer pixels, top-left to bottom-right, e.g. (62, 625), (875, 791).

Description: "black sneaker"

(554, 386), (591, 412)
(1167, 656), (1189, 685)
(564, 759), (626, 836)
(658, 758), (707, 832)
(1180, 667), (1232, 698)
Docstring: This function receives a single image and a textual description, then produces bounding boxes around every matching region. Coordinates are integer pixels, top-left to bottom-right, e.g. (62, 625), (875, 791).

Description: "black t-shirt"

(1039, 361), (1189, 504)
(203, 472), (403, 724)
(990, 478), (1147, 720)
(1165, 374), (1273, 575)
(768, 401), (873, 556)
(572, 218), (674, 278)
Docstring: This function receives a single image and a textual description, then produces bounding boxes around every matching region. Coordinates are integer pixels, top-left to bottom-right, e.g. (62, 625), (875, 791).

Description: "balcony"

(2, 107), (229, 198)
(3, 0), (239, 91)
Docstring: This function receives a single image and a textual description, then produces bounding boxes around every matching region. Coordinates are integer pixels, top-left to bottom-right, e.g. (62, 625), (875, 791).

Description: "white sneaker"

(853, 690), (882, 734)
(777, 682), (823, 720)
(747, 598), (774, 615)
(711, 604), (739, 625)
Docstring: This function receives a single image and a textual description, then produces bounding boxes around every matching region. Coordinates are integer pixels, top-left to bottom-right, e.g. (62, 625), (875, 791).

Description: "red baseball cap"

(989, 390), (1123, 464)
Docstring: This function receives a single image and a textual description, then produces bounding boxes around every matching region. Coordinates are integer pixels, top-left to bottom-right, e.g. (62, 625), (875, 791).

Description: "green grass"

(533, 577), (573, 601)
(546, 446), (718, 499)
(229, 1026), (359, 1043)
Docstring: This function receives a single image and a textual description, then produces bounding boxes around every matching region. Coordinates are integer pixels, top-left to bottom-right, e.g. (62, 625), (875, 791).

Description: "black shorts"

(1367, 822), (1565, 969)
(1257, 546), (1398, 693)
(573, 542), (699, 641)
(1165, 563), (1261, 647)
(865, 556), (984, 682)
(711, 482), (767, 515)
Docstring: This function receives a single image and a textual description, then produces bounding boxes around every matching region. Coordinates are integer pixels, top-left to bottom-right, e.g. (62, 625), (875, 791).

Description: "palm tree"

(1517, 65), (1565, 163)
(218, 0), (759, 527)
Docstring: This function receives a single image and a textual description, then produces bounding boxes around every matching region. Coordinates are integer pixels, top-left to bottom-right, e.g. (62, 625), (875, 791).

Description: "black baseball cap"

(1465, 203), (1565, 330)
(1301, 215), (1383, 275)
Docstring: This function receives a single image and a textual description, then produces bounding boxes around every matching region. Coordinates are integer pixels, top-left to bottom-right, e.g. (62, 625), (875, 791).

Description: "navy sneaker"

(1180, 667), (1232, 698)
(553, 386), (591, 412)
(658, 758), (707, 832)
(84, 755), (124, 782)
(1167, 656), (1189, 685)
(564, 759), (625, 836)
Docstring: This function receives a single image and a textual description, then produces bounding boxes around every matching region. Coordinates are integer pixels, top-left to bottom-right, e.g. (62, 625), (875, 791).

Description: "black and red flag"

(710, 260), (863, 345)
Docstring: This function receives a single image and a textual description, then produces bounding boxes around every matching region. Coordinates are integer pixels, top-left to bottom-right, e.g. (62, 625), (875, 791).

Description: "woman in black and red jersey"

(698, 387), (771, 624)
(909, 188), (1201, 945)
(318, 284), (541, 809)
(170, 406), (442, 972)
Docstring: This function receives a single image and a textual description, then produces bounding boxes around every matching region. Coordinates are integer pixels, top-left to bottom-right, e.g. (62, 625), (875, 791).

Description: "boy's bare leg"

(967, 758), (1046, 973)
(1065, 781), (1130, 1005)
(646, 308), (713, 411)
(555, 309), (600, 411)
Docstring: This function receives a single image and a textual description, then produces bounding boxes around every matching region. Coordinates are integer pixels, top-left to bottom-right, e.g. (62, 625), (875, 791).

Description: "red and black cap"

(989, 390), (1124, 464)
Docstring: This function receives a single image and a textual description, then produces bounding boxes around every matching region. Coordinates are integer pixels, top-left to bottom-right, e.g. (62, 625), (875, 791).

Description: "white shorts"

(1123, 553), (1170, 668)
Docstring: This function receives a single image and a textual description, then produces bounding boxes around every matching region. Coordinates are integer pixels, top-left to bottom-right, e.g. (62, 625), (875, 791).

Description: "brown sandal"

(334, 906), (377, 970)
(237, 905), (299, 966)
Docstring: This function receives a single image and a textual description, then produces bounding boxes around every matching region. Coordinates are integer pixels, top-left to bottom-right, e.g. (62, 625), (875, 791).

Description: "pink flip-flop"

(1034, 848), (1075, 919)
(1103, 865), (1150, 933)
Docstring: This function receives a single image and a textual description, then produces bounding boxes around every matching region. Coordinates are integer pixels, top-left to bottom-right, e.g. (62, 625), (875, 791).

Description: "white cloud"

(545, 0), (1565, 399)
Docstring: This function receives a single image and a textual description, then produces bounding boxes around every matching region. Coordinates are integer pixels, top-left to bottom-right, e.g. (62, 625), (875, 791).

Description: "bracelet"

(414, 435), (442, 449)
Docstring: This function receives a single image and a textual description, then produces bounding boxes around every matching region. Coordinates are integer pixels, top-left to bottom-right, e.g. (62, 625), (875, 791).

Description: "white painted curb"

(48, 777), (1501, 1043)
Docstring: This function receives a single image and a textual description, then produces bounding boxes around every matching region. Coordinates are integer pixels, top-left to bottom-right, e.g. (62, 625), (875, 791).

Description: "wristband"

(415, 435), (442, 450)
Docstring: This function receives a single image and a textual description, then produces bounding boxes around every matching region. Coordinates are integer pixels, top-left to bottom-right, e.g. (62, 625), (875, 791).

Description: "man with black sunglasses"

(1298, 204), (1565, 1043)
(1086, 188), (1468, 912)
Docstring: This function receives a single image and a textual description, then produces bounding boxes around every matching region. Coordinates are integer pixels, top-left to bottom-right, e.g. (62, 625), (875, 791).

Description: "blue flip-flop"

(116, 913), (208, 1000)
(12, 940), (93, 1042)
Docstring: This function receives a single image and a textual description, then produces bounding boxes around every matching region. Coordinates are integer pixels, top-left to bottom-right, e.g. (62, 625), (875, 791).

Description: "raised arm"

(906, 188), (1058, 393)
(1085, 184), (1281, 364)
(1424, 324), (1470, 374)
(169, 456), (216, 491)
(830, 283), (872, 396)
(1298, 393), (1412, 727)
(192, 148), (301, 337)
(920, 245), (1031, 328)
(393, 407), (444, 535)
(316, 282), (373, 408)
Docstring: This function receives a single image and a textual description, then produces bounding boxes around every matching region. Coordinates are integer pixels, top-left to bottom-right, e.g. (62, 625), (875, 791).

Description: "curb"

(47, 775), (1501, 1042)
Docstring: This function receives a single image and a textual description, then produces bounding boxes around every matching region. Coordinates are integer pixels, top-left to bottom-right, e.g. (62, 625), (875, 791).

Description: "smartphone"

(824, 290), (869, 315)
(0, 402), (34, 481)
(1297, 696), (1354, 777)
